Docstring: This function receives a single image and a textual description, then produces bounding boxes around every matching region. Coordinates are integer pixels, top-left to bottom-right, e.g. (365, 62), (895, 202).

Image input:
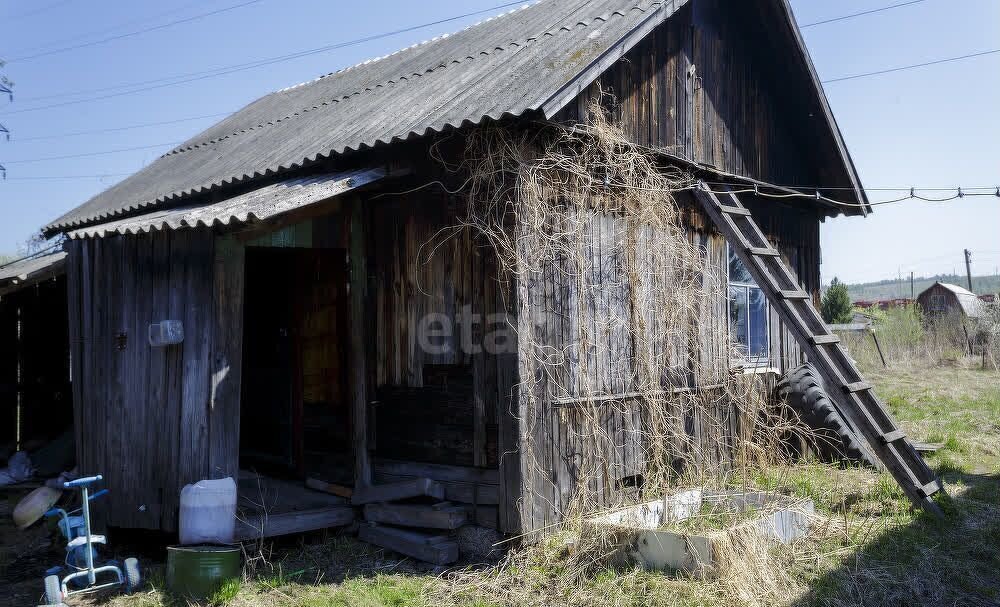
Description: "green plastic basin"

(166, 544), (241, 599)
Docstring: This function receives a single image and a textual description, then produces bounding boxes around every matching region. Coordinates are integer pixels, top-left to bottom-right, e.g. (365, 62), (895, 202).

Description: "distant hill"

(844, 274), (1000, 302)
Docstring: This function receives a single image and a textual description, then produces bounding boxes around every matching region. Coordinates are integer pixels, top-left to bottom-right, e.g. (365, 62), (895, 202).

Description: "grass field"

(4, 359), (997, 607)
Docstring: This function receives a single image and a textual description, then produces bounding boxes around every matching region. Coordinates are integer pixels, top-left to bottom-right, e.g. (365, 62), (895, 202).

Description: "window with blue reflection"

(727, 246), (770, 363)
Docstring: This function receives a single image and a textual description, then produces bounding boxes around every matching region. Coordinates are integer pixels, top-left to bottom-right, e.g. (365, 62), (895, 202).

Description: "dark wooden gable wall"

(555, 0), (832, 190)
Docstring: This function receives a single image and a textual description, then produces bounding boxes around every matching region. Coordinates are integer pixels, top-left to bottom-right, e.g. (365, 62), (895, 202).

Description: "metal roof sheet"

(0, 251), (67, 291)
(45, 0), (684, 232)
(66, 168), (385, 239)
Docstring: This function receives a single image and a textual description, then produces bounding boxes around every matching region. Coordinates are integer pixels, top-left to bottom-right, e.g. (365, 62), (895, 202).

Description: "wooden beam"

(358, 523), (459, 565)
(363, 502), (467, 530)
(351, 477), (446, 505)
(235, 506), (354, 541)
(305, 477), (353, 499)
(349, 197), (372, 489)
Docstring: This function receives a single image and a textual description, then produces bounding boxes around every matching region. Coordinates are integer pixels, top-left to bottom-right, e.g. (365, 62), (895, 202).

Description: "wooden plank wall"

(67, 230), (228, 531)
(556, 1), (828, 192)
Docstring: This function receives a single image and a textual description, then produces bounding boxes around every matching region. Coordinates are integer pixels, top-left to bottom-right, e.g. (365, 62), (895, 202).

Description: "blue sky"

(0, 0), (997, 283)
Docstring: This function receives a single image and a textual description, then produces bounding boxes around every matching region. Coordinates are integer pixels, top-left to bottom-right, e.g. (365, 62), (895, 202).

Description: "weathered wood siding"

(67, 231), (243, 531)
(557, 1), (838, 189)
(369, 193), (501, 464)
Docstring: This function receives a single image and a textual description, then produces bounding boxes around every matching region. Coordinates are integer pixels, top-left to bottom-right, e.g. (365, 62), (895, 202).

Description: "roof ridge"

(162, 0), (655, 158)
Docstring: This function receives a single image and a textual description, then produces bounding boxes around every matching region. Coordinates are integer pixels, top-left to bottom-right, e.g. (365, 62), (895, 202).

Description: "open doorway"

(239, 247), (353, 485)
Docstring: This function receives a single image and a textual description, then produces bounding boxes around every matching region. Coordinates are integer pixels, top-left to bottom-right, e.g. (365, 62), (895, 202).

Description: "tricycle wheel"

(124, 557), (141, 593)
(44, 574), (63, 605)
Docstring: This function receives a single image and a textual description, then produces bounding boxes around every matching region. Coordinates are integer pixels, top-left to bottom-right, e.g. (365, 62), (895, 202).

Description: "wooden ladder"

(693, 182), (944, 516)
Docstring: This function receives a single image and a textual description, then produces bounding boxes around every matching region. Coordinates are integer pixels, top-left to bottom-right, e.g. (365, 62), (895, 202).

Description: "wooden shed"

(41, 0), (867, 537)
(917, 282), (985, 320)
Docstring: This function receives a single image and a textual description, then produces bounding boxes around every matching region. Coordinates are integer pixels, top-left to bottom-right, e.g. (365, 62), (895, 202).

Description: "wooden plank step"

(352, 477), (445, 505)
(235, 507), (354, 541)
(748, 247), (781, 257)
(843, 381), (873, 393)
(358, 523), (459, 565)
(305, 477), (353, 499)
(364, 502), (468, 530)
(779, 290), (811, 300)
(719, 205), (751, 216)
(810, 334), (841, 345)
(881, 428), (907, 443)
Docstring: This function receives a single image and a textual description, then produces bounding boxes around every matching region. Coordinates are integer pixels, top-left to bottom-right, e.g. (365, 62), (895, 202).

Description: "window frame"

(726, 244), (771, 367)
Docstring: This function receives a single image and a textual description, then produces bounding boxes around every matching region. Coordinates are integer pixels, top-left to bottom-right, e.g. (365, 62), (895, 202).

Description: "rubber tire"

(776, 363), (879, 468)
(124, 557), (141, 594)
(44, 574), (63, 606)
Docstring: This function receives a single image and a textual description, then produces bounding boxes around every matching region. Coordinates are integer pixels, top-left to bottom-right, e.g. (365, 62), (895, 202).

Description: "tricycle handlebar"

(64, 475), (103, 488)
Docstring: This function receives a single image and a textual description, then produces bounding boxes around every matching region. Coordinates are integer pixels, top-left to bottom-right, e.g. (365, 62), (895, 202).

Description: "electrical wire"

(3, 173), (131, 181)
(11, 112), (232, 142)
(822, 48), (1000, 83)
(0, 0), (73, 22)
(2, 142), (180, 165)
(3, 0), (527, 112)
(7, 0), (265, 63)
(799, 0), (925, 28)
(6, 0), (223, 58)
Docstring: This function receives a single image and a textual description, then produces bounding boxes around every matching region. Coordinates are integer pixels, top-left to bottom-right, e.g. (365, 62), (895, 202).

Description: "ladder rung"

(748, 247), (781, 257)
(881, 428), (906, 443)
(844, 381), (872, 393)
(719, 205), (752, 216)
(920, 480), (941, 497)
(810, 334), (841, 345)
(779, 290), (811, 300)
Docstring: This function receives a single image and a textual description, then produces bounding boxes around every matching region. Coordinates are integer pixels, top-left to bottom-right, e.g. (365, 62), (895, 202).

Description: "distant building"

(916, 282), (984, 319)
(852, 298), (913, 311)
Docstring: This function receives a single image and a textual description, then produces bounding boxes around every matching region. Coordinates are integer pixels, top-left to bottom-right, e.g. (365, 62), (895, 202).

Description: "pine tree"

(821, 277), (854, 324)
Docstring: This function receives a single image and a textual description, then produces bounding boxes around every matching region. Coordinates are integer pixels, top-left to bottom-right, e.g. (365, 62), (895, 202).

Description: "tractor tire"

(124, 557), (142, 594)
(44, 574), (63, 605)
(776, 363), (879, 468)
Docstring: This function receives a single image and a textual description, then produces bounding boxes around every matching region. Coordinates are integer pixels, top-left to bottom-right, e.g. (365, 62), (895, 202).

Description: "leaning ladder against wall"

(693, 182), (944, 516)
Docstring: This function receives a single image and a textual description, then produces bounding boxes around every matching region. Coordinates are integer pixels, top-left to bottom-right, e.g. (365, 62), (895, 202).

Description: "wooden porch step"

(363, 502), (468, 530)
(352, 477), (445, 505)
(235, 506), (354, 541)
(358, 523), (459, 565)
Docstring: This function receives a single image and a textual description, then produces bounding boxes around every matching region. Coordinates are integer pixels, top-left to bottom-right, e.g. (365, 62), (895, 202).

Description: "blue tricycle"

(42, 475), (141, 605)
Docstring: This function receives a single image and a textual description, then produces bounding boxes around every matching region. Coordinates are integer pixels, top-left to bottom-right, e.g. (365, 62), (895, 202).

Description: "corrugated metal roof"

(0, 251), (67, 292)
(66, 168), (385, 239)
(45, 0), (684, 232)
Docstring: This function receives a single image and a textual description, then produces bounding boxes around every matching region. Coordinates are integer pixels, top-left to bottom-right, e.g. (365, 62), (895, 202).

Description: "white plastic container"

(178, 477), (237, 545)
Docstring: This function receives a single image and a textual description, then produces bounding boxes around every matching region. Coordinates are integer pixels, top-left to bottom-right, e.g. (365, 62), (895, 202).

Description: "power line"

(11, 112), (232, 142)
(2, 142), (180, 165)
(0, 0), (73, 22)
(8, 0), (264, 62)
(4, 173), (130, 181)
(800, 0), (925, 28)
(1, 0), (527, 113)
(823, 48), (1000, 83)
(7, 0), (220, 58)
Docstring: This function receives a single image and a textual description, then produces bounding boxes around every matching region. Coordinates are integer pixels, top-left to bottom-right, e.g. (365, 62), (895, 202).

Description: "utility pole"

(910, 271), (914, 300)
(964, 249), (973, 292)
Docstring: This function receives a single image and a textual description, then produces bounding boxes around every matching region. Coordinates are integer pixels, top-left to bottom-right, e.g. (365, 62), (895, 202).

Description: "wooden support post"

(868, 328), (888, 368)
(349, 197), (372, 489)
